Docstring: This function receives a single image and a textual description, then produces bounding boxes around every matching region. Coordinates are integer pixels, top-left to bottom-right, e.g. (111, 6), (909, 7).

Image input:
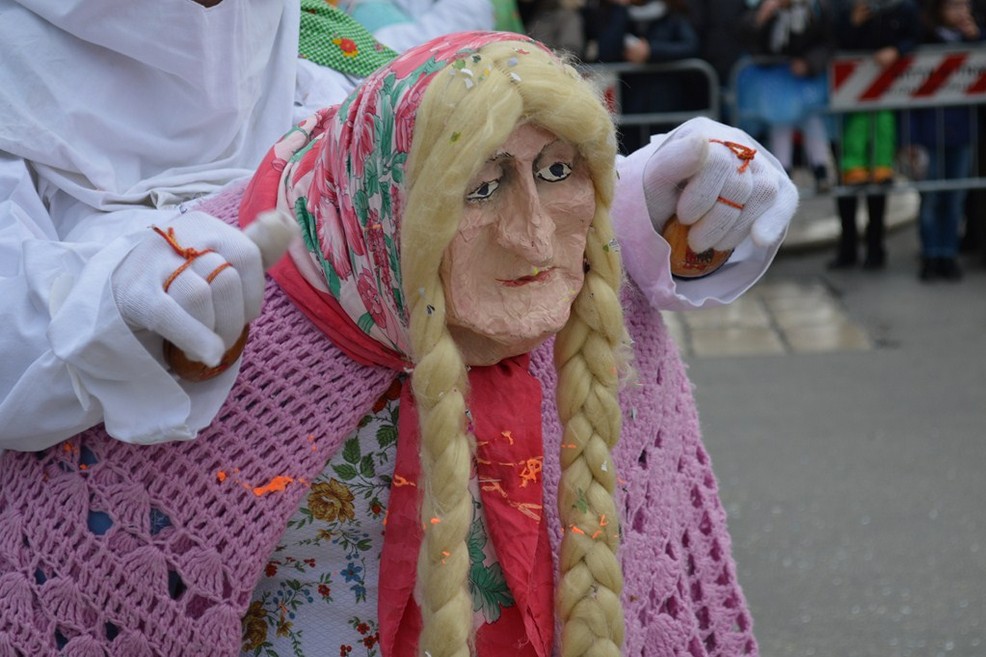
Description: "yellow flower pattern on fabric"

(240, 601), (268, 651)
(308, 479), (356, 523)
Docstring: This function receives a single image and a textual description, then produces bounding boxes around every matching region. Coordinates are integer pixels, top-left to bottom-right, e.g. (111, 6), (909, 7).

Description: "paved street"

(680, 195), (986, 657)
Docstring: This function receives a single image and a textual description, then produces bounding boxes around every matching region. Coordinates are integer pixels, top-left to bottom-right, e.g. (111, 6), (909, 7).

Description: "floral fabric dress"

(241, 382), (516, 657)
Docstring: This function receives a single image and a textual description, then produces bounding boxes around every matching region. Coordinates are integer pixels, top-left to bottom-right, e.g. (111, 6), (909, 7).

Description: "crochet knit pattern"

(0, 184), (757, 657)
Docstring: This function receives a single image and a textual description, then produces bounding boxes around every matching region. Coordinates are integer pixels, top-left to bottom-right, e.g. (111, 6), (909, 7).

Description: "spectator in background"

(828, 0), (920, 270)
(965, 0), (986, 262)
(690, 0), (751, 118)
(519, 0), (587, 57)
(907, 0), (983, 281)
(741, 0), (836, 193)
(592, 0), (700, 152)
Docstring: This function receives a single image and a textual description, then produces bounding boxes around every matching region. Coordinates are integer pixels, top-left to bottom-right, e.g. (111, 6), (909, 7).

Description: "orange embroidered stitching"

(709, 139), (757, 173)
(716, 195), (745, 210)
(206, 262), (232, 283)
(152, 225), (217, 292)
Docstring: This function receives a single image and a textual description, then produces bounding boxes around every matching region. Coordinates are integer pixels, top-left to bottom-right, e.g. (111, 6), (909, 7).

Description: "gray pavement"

(686, 189), (986, 657)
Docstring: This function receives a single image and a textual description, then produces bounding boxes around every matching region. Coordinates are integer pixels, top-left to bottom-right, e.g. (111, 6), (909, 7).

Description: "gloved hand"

(642, 118), (794, 253)
(112, 210), (297, 368)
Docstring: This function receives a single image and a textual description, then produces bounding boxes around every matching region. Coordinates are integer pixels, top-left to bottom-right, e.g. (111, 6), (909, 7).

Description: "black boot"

(862, 195), (887, 270)
(829, 196), (859, 269)
(919, 257), (937, 281)
(937, 257), (963, 281)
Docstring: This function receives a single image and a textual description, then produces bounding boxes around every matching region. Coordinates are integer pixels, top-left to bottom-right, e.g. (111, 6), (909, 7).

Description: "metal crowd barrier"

(726, 48), (986, 198)
(580, 59), (722, 149)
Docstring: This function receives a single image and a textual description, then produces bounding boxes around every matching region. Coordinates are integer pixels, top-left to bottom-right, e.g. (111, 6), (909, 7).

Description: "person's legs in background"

(937, 143), (973, 279)
(918, 190), (941, 281)
(863, 193), (887, 269)
(769, 123), (795, 175)
(918, 143), (972, 281)
(801, 113), (832, 193)
(841, 112), (870, 185)
(830, 193), (860, 268)
(871, 110), (897, 184)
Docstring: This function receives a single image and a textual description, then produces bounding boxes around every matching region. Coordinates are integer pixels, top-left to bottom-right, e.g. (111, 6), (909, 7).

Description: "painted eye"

(536, 161), (572, 183)
(466, 179), (500, 201)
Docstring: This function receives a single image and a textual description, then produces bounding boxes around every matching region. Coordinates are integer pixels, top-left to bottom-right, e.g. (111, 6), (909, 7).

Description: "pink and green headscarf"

(244, 31), (548, 366)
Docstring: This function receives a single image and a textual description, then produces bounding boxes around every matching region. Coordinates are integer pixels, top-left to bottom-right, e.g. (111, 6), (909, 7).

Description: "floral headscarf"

(244, 31), (548, 365)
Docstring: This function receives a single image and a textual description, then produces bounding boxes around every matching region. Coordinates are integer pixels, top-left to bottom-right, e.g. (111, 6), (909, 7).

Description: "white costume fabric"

(0, 2), (795, 454)
(0, 0), (299, 450)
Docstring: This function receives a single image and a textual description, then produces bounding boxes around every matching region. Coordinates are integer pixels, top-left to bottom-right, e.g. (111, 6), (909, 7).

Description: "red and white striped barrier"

(830, 47), (986, 110)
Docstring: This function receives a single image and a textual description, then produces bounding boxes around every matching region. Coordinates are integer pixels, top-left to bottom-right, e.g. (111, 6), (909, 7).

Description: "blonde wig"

(400, 38), (628, 657)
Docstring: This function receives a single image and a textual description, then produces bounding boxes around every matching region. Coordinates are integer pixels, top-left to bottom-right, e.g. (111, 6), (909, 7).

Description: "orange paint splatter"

(252, 475), (294, 496)
(430, 517), (442, 525)
(500, 430), (514, 444)
(216, 470), (227, 483)
(570, 525), (586, 535)
(393, 474), (416, 487)
(518, 457), (543, 488)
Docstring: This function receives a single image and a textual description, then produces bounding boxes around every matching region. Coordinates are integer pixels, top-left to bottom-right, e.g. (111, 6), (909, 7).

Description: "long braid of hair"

(554, 204), (627, 656)
(409, 304), (474, 657)
(402, 50), (523, 657)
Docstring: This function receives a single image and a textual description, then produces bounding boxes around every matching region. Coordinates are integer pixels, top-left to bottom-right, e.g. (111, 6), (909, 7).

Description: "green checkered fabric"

(299, 0), (398, 77)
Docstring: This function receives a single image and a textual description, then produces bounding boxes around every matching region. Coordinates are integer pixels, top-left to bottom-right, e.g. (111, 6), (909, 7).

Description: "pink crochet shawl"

(0, 185), (758, 657)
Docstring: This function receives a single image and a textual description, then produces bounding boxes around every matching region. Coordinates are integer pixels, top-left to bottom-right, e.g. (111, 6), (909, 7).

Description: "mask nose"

(495, 177), (554, 266)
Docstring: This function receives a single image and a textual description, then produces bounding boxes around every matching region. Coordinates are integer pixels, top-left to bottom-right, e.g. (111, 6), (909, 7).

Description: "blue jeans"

(919, 144), (972, 258)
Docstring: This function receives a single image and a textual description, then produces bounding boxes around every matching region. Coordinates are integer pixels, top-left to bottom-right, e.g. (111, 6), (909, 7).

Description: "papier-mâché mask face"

(442, 122), (595, 365)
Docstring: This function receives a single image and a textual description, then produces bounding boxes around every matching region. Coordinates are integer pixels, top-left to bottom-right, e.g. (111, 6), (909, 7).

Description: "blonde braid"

(554, 214), (627, 657)
(402, 53), (523, 657)
(400, 38), (627, 657)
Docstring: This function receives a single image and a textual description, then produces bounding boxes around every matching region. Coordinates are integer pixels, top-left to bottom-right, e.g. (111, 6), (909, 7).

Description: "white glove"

(641, 118), (795, 253)
(112, 210), (297, 367)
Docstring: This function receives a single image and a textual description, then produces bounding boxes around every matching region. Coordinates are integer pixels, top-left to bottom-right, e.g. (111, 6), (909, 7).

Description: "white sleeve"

(612, 125), (789, 312)
(373, 0), (495, 53)
(294, 59), (363, 126)
(0, 157), (236, 452)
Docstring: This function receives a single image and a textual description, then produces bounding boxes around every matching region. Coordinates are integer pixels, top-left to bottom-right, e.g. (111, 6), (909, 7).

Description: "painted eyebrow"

(489, 138), (562, 162)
